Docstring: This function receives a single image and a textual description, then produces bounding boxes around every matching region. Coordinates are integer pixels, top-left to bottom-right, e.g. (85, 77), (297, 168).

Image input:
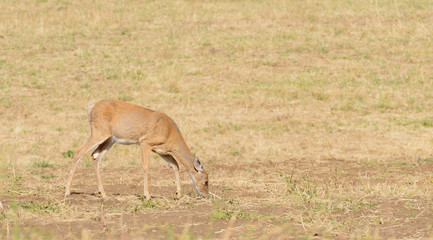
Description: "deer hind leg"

(65, 134), (111, 198)
(91, 137), (115, 199)
(160, 155), (182, 199)
(140, 143), (152, 200)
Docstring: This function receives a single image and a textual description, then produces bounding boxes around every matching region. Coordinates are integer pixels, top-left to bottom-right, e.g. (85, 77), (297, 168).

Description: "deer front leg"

(172, 163), (182, 199)
(160, 155), (182, 198)
(141, 143), (152, 200)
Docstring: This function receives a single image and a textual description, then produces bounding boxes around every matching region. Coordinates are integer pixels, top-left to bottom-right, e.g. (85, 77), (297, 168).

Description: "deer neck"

(170, 141), (196, 173)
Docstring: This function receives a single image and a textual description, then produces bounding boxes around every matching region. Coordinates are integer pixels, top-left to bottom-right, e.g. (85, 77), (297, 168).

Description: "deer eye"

(204, 181), (208, 186)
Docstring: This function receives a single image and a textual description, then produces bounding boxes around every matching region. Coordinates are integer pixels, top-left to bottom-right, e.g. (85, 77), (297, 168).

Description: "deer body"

(65, 99), (209, 199)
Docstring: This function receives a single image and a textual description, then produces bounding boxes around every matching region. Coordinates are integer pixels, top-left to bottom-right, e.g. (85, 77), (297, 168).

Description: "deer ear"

(194, 156), (204, 172)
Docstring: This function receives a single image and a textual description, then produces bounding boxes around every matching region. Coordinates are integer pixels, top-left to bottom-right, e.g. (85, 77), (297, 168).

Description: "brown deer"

(65, 99), (209, 200)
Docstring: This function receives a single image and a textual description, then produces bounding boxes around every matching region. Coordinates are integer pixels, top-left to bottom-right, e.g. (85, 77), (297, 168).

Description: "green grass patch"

(31, 161), (54, 168)
(280, 172), (317, 204)
(41, 175), (56, 179)
(420, 157), (433, 163)
(130, 197), (165, 213)
(61, 150), (75, 158)
(17, 200), (61, 214)
(395, 118), (433, 128)
(211, 199), (266, 220)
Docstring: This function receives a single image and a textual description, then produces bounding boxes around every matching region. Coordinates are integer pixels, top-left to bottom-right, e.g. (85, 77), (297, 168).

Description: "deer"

(64, 99), (209, 200)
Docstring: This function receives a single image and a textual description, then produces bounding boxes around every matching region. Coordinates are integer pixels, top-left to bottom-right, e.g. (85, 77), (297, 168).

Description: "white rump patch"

(113, 136), (139, 145)
(153, 148), (167, 155)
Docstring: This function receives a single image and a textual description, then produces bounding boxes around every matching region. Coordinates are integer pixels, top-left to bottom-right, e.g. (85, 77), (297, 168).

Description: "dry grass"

(1, 0), (433, 239)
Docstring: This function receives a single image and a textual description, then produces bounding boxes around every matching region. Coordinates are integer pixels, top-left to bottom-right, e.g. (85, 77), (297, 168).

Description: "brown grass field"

(1, 0), (433, 239)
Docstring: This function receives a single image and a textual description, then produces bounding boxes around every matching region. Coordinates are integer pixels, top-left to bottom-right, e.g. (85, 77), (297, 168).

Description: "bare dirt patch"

(1, 157), (432, 239)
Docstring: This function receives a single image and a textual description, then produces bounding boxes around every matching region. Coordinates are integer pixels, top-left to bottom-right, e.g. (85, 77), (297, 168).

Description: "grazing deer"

(65, 99), (209, 200)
